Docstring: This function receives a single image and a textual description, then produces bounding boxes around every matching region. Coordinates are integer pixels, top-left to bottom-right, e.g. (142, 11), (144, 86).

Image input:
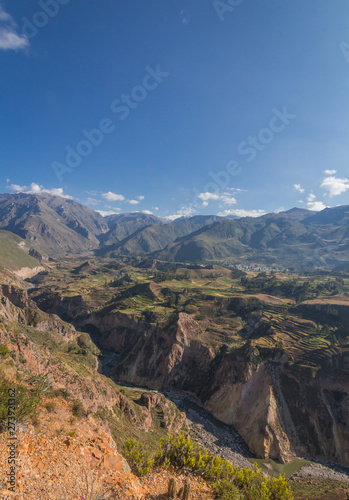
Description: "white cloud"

(198, 192), (220, 202)
(217, 209), (266, 218)
(320, 176), (349, 197)
(198, 192), (237, 205)
(0, 6), (29, 51)
(8, 182), (73, 199)
(294, 184), (304, 194)
(306, 193), (327, 211)
(86, 198), (101, 206)
(165, 206), (195, 221)
(128, 199), (140, 205)
(307, 201), (327, 211)
(102, 192), (125, 202)
(220, 194), (237, 205)
(324, 169), (337, 175)
(137, 195), (145, 200)
(96, 210), (120, 217)
(142, 210), (153, 215)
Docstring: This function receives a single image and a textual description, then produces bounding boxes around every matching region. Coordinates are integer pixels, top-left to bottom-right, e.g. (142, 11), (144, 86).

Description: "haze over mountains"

(0, 193), (349, 269)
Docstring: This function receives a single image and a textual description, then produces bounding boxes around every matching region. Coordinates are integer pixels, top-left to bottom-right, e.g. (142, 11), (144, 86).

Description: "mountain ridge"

(0, 193), (348, 269)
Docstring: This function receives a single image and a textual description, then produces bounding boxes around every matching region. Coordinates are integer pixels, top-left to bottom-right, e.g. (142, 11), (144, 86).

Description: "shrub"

(117, 432), (294, 499)
(71, 399), (86, 418)
(123, 438), (154, 477)
(155, 432), (294, 500)
(52, 387), (70, 399)
(155, 432), (234, 482)
(67, 341), (87, 356)
(80, 469), (112, 500)
(0, 380), (42, 432)
(0, 344), (9, 357)
(29, 374), (51, 395)
(212, 479), (241, 499)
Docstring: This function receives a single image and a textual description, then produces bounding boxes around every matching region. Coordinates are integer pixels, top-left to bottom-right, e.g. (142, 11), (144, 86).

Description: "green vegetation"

(290, 476), (349, 500)
(0, 344), (9, 357)
(0, 376), (49, 432)
(123, 432), (294, 499)
(241, 273), (344, 303)
(123, 438), (154, 476)
(71, 399), (86, 418)
(3, 253), (348, 500)
(0, 230), (42, 271)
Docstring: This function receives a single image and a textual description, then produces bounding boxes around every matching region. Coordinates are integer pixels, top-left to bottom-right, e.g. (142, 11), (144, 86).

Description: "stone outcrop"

(13, 265), (45, 279)
(0, 413), (145, 498)
(76, 306), (349, 466)
(27, 280), (349, 467)
(0, 284), (76, 338)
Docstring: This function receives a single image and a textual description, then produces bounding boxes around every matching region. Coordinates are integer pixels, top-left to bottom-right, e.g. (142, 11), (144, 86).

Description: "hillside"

(0, 273), (300, 500)
(154, 206), (349, 269)
(99, 215), (225, 256)
(1, 252), (349, 498)
(1, 193), (349, 270)
(0, 193), (108, 257)
(19, 255), (349, 498)
(0, 230), (44, 277)
(100, 212), (166, 245)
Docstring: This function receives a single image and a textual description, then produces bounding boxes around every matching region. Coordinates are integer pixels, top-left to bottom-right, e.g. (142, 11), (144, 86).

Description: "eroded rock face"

(202, 344), (349, 465)
(13, 265), (45, 279)
(79, 307), (349, 466)
(103, 312), (213, 393)
(0, 284), (76, 338)
(29, 290), (349, 467)
(204, 354), (292, 463)
(278, 350), (349, 465)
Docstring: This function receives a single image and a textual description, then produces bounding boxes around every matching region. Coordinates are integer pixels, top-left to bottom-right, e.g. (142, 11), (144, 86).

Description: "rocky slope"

(0, 193), (108, 256)
(97, 215), (225, 256)
(0, 280), (192, 498)
(69, 299), (349, 467)
(101, 212), (166, 245)
(0, 284), (76, 337)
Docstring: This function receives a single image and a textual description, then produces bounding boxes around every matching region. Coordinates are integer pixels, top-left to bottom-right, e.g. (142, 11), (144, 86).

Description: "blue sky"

(1, 0), (349, 219)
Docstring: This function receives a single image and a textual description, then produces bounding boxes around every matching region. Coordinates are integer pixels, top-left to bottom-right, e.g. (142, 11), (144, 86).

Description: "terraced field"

(28, 257), (349, 360)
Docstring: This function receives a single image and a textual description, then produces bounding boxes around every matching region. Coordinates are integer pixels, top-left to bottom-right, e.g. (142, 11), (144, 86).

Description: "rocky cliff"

(73, 304), (349, 466)
(0, 284), (76, 338)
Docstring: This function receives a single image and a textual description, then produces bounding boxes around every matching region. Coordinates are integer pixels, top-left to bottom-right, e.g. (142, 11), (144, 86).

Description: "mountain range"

(0, 193), (348, 269)
(154, 207), (349, 268)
